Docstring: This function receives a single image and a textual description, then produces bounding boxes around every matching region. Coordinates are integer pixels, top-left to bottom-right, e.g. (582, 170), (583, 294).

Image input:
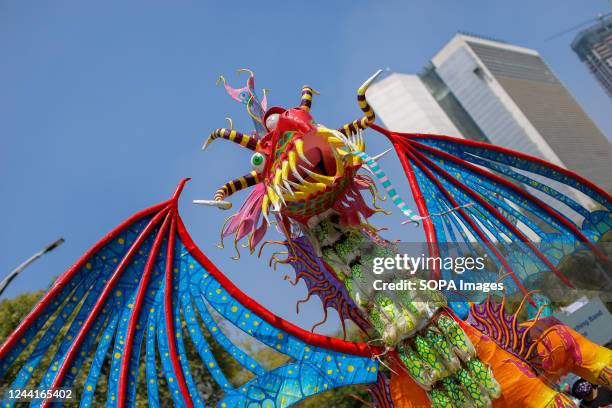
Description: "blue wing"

(0, 179), (378, 408)
(372, 125), (611, 304)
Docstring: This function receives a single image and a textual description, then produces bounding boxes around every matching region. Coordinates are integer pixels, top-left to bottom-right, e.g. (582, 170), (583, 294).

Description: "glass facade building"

(572, 16), (612, 97)
(369, 33), (612, 202)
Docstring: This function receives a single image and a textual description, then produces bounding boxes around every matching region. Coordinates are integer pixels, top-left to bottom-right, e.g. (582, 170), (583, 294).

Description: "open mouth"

(262, 129), (347, 215)
(288, 131), (338, 184)
(262, 127), (355, 220)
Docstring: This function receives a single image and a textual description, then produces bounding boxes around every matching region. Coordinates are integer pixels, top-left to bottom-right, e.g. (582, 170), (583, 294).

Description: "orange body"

(390, 320), (611, 407)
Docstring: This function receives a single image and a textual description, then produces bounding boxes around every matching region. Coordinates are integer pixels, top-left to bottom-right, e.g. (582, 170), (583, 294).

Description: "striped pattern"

(208, 128), (259, 151)
(352, 150), (421, 223)
(340, 117), (370, 137)
(299, 86), (317, 112)
(214, 171), (260, 201)
(357, 93), (375, 122)
(337, 70), (382, 137)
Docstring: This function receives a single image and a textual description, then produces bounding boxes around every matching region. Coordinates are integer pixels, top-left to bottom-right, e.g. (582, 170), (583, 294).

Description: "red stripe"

(386, 129), (612, 203)
(391, 140), (441, 280)
(118, 210), (174, 407)
(164, 215), (194, 408)
(409, 139), (606, 261)
(176, 216), (382, 357)
(371, 123), (441, 279)
(42, 207), (171, 407)
(0, 200), (170, 360)
(403, 146), (531, 299)
(407, 141), (576, 288)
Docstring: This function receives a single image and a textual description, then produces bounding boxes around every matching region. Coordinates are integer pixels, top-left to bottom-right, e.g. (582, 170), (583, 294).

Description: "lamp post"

(0, 238), (65, 298)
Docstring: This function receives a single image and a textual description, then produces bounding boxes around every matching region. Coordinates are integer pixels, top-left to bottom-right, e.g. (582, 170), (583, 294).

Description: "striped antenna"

(350, 150), (422, 225)
(203, 128), (259, 151)
(213, 171), (261, 201)
(299, 86), (319, 112)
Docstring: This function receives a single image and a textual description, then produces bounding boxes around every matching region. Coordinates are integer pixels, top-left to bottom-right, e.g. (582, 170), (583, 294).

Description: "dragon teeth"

(288, 151), (307, 183)
(281, 160), (289, 181)
(274, 185), (286, 205)
(262, 195), (270, 217)
(286, 180), (302, 189)
(371, 148), (392, 162)
(330, 147), (344, 177)
(282, 180), (295, 198)
(273, 168), (282, 187)
(266, 186), (279, 207)
(299, 165), (333, 184)
(262, 208), (271, 225)
(294, 139), (313, 166)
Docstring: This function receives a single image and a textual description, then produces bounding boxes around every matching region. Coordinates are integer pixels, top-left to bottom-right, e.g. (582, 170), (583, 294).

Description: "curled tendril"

(311, 306), (329, 332)
(267, 251), (289, 267)
(237, 68), (254, 76)
(296, 292), (313, 314)
(270, 255), (294, 270)
(257, 240), (288, 258)
(231, 238), (241, 260)
(217, 214), (234, 249)
(284, 275), (299, 286)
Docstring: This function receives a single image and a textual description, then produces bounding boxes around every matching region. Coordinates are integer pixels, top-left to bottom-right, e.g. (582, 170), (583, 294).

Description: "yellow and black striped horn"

(213, 170), (261, 202)
(203, 128), (259, 151)
(299, 86), (319, 112)
(338, 69), (383, 136)
(202, 120), (259, 151)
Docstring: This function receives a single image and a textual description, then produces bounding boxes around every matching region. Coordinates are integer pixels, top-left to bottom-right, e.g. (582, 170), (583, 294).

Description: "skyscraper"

(572, 16), (612, 97)
(365, 73), (462, 136)
(369, 33), (612, 197)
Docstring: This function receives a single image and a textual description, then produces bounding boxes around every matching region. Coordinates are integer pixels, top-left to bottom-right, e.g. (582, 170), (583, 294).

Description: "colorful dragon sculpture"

(0, 69), (610, 407)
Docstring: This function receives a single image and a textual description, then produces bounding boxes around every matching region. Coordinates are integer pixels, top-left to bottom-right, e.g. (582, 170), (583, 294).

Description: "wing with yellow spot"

(0, 180), (379, 407)
(372, 124), (611, 305)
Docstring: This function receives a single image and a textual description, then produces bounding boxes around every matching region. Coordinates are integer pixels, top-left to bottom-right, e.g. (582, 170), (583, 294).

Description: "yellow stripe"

(238, 177), (247, 189)
(214, 188), (226, 199)
(228, 130), (237, 142)
(239, 135), (249, 147)
(228, 180), (236, 193)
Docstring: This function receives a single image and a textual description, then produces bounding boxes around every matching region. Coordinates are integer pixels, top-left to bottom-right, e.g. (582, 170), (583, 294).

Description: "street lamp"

(0, 238), (65, 298)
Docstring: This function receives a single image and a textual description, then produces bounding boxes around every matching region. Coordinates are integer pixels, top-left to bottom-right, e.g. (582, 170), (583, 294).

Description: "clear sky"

(1, 1), (611, 334)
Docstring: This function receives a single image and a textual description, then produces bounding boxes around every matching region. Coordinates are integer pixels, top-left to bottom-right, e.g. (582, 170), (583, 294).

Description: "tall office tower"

(572, 16), (612, 97)
(369, 33), (612, 200)
(366, 73), (462, 136)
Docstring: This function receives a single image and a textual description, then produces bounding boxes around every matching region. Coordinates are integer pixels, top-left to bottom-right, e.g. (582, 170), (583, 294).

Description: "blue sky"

(1, 1), (611, 334)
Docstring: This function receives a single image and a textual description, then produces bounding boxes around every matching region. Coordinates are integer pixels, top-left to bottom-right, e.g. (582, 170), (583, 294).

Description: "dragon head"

(254, 103), (365, 222)
(198, 70), (383, 250)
